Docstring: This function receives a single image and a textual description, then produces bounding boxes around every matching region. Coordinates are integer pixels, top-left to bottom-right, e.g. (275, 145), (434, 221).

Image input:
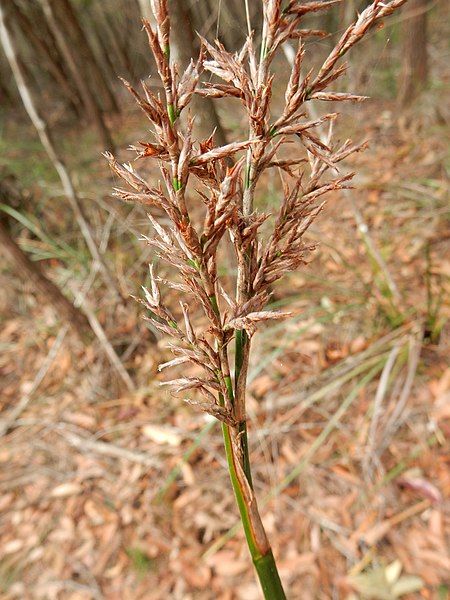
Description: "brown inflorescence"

(106, 0), (406, 428)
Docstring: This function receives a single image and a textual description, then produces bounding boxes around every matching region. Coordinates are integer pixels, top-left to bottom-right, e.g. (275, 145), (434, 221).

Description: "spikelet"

(106, 0), (406, 425)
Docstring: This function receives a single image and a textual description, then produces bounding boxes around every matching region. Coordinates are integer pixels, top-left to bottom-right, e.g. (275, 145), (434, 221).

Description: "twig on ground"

(363, 343), (402, 481)
(81, 302), (136, 391)
(57, 427), (159, 467)
(377, 326), (424, 455)
(0, 325), (69, 437)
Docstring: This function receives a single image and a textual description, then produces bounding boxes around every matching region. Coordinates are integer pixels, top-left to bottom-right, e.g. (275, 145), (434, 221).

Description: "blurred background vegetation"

(0, 1), (449, 598)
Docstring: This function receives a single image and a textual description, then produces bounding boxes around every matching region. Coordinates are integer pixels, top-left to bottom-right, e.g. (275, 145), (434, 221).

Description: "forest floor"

(0, 84), (449, 600)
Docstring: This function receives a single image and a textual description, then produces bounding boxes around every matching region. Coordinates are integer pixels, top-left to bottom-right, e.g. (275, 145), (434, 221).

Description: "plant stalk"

(224, 21), (288, 591)
(221, 328), (287, 599)
(235, 329), (253, 487)
(221, 421), (287, 599)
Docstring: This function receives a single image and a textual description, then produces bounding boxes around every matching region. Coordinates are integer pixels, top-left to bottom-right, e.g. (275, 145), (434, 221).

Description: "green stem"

(228, 330), (286, 598)
(219, 28), (285, 591)
(254, 551), (287, 599)
(221, 422), (287, 599)
(235, 329), (246, 381)
(238, 420), (253, 488)
(235, 329), (253, 488)
(221, 422), (259, 557)
(168, 102), (176, 125)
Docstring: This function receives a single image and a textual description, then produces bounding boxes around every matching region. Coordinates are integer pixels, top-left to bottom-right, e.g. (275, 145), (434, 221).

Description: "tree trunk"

(54, 0), (120, 115)
(83, 4), (126, 84)
(0, 63), (13, 105)
(93, 2), (138, 81)
(8, 0), (82, 117)
(119, 3), (143, 80)
(398, 0), (429, 106)
(171, 0), (227, 145)
(39, 0), (115, 151)
(138, 0), (227, 145)
(0, 218), (90, 334)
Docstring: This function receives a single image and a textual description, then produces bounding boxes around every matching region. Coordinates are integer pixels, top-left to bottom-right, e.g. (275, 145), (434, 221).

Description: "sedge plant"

(106, 0), (406, 597)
